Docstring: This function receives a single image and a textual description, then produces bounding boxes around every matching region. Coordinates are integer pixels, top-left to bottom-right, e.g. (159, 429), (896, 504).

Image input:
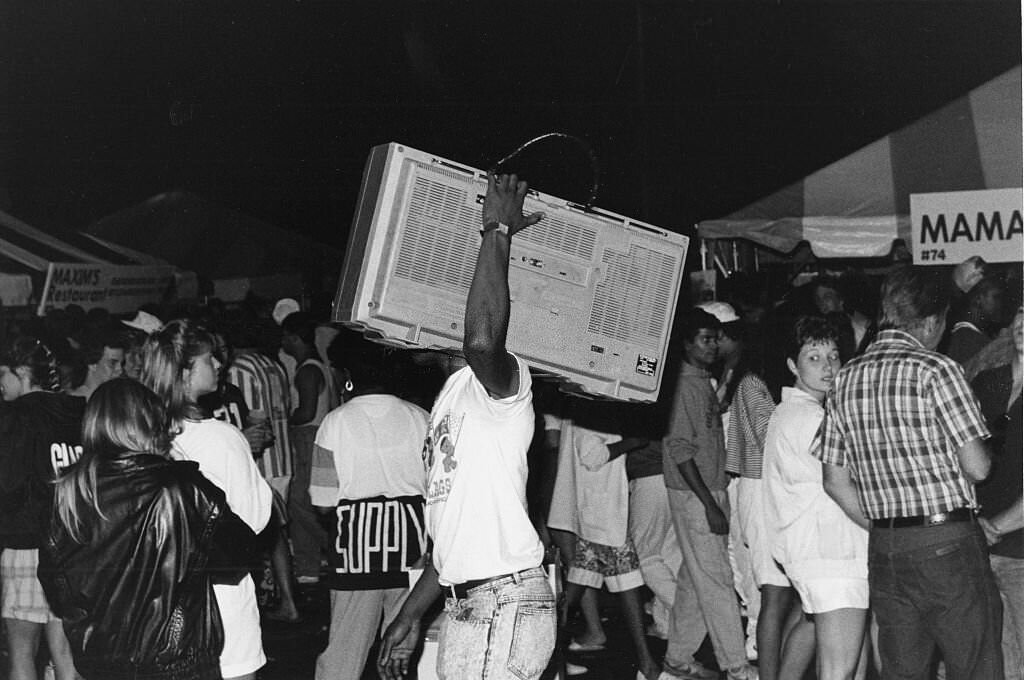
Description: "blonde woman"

(40, 378), (258, 680)
(141, 319), (272, 680)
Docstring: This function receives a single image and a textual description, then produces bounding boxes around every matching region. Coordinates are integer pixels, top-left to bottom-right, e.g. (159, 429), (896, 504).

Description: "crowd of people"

(0, 173), (1019, 680)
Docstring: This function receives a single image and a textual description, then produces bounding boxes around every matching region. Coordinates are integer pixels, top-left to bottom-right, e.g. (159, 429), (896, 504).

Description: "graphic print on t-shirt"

(49, 441), (83, 475)
(424, 411), (464, 506)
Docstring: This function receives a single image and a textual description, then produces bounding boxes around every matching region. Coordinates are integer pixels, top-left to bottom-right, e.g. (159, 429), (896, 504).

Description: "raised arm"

(463, 173), (543, 398)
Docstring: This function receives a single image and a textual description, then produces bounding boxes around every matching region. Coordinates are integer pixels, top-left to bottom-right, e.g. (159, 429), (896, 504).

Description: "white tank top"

(291, 358), (337, 427)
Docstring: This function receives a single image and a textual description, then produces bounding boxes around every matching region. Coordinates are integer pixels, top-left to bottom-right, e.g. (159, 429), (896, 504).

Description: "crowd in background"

(0, 253), (1019, 680)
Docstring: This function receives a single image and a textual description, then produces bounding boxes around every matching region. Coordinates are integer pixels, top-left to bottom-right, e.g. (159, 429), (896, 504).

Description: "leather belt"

(449, 567), (545, 599)
(872, 507), (975, 529)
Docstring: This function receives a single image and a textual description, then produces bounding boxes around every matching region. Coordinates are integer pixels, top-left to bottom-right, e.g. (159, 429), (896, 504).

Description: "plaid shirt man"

(815, 328), (989, 519)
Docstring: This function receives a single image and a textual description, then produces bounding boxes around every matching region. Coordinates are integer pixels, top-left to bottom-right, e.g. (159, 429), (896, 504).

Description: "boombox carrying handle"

(488, 132), (600, 211)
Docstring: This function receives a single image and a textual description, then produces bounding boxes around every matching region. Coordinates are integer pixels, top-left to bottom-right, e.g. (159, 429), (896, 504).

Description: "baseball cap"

(272, 298), (301, 326)
(121, 310), (164, 334)
(697, 301), (740, 324)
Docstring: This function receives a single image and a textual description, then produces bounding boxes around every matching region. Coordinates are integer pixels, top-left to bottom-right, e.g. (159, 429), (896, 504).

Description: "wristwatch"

(480, 222), (510, 237)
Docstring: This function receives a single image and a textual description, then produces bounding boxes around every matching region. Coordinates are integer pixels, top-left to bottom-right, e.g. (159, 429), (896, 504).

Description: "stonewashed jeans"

(437, 568), (556, 680)
(869, 521), (1003, 680)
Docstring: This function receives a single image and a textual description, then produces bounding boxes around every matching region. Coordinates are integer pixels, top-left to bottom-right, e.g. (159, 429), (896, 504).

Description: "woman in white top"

(763, 317), (870, 680)
(141, 319), (272, 680)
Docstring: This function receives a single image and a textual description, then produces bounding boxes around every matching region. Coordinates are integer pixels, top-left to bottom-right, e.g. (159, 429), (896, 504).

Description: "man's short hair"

(879, 266), (951, 332)
(71, 328), (126, 387)
(281, 311), (317, 346)
(675, 307), (721, 344)
(965, 275), (1005, 309)
(785, 316), (839, 363)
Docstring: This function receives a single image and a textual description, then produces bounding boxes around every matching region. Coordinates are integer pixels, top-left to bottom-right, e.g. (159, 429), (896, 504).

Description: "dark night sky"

(2, 2), (1021, 251)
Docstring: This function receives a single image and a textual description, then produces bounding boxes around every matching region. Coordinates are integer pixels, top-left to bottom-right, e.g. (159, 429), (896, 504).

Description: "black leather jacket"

(39, 454), (257, 680)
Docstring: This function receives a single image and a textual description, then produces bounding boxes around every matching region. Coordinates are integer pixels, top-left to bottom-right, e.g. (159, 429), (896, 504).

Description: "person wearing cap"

(377, 174), (556, 680)
(281, 311), (338, 585)
(698, 301), (761, 659)
(273, 299), (340, 396)
(121, 311), (163, 380)
(659, 307), (758, 680)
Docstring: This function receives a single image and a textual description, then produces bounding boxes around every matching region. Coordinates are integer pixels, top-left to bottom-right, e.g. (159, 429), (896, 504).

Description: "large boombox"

(333, 143), (690, 403)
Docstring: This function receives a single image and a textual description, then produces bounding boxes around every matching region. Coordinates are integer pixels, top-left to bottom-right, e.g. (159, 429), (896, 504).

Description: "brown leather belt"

(871, 507), (975, 529)
(449, 567), (545, 599)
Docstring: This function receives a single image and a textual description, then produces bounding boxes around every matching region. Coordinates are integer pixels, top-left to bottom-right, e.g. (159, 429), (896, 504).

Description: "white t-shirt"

(310, 394), (429, 506)
(424, 355), (543, 586)
(173, 418), (273, 677)
(546, 412), (579, 535)
(763, 387), (868, 583)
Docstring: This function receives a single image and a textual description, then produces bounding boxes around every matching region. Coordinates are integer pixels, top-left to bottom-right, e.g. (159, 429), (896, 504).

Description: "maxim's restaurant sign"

(910, 188), (1023, 264)
(37, 263), (177, 315)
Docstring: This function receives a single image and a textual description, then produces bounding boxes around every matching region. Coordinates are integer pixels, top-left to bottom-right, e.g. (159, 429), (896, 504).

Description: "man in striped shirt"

(816, 266), (1000, 679)
(226, 343), (301, 622)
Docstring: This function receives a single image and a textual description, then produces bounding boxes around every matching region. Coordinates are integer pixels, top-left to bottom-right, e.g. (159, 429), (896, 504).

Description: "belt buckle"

(925, 512), (948, 527)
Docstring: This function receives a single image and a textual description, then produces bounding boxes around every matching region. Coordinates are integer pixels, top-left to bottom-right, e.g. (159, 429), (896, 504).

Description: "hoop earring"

(344, 379), (354, 392)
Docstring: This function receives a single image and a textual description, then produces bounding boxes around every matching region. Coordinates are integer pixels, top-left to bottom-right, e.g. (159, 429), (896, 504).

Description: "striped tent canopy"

(697, 66), (1022, 258)
(0, 208), (164, 306)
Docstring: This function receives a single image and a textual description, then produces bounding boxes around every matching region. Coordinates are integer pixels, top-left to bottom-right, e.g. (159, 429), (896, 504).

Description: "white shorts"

(735, 477), (790, 588)
(1, 549), (58, 624)
(791, 576), (869, 614)
(214, 575), (267, 678)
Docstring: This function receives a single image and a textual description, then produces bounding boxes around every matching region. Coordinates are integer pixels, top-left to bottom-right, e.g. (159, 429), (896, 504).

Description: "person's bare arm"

(678, 459), (728, 535)
(463, 173), (544, 398)
(378, 561), (443, 679)
(822, 462), (871, 530)
(608, 437), (648, 460)
(289, 364), (322, 426)
(955, 437), (991, 483)
(980, 497), (1024, 545)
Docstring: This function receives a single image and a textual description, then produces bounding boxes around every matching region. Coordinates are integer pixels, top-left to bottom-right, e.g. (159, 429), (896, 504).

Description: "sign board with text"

(910, 188), (1023, 264)
(37, 263), (177, 315)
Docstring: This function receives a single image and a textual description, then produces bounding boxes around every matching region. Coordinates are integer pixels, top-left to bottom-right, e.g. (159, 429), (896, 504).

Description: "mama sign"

(910, 188), (1023, 264)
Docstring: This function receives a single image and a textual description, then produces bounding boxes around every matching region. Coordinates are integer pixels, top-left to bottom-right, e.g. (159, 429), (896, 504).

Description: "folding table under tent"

(697, 66), (1022, 268)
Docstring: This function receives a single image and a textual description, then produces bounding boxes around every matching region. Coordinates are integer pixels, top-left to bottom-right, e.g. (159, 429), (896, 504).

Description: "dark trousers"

(869, 521), (1003, 680)
(288, 425), (328, 580)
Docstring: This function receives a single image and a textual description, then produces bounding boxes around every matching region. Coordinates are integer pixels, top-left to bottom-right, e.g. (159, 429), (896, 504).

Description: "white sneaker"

(566, 662), (588, 676)
(659, 662), (719, 680)
(726, 663), (759, 680)
(645, 622), (668, 640)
